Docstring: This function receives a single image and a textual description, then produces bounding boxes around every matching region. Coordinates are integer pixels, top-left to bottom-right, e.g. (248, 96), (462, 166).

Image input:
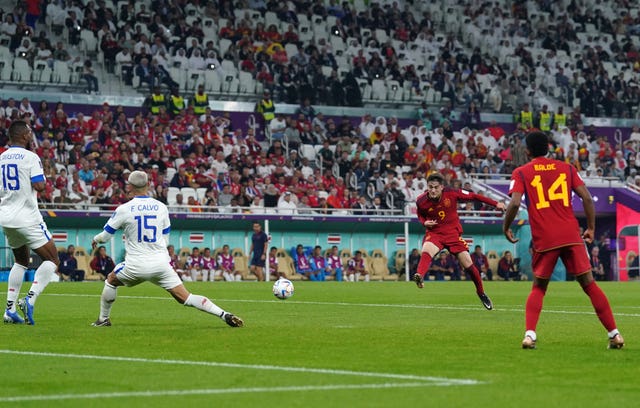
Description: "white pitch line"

(0, 382), (453, 403)
(0, 349), (481, 385)
(45, 293), (640, 317)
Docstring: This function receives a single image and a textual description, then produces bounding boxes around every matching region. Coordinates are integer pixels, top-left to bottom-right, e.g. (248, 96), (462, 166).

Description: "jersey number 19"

(1, 164), (20, 190)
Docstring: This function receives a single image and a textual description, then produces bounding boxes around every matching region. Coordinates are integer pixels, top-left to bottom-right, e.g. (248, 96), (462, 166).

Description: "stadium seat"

(486, 250), (501, 280)
(370, 79), (386, 100)
(167, 187), (180, 206)
(370, 253), (395, 281)
(220, 60), (238, 77)
(186, 69), (202, 92)
(32, 61), (52, 84)
(204, 69), (221, 93)
(0, 58), (13, 81)
(238, 71), (256, 94)
(232, 247), (254, 280)
(79, 29), (98, 57)
(180, 187), (197, 201)
(340, 249), (351, 265)
(12, 58), (32, 82)
(386, 80), (403, 101)
(178, 247), (191, 266)
(300, 144), (316, 161)
(275, 248), (298, 280)
(219, 38), (232, 56)
(298, 24), (312, 43)
(169, 66), (186, 90)
(285, 43), (298, 61)
(374, 29), (388, 43)
(395, 249), (406, 275)
(165, 167), (177, 183)
(196, 187), (208, 203)
(222, 74), (239, 94)
(75, 246), (101, 281)
(356, 78), (371, 100)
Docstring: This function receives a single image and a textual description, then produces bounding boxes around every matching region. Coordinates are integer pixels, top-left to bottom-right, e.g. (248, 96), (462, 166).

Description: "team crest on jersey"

(444, 198), (451, 208)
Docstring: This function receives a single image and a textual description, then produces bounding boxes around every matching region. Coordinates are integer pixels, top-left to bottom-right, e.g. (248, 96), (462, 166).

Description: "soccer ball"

(272, 278), (294, 300)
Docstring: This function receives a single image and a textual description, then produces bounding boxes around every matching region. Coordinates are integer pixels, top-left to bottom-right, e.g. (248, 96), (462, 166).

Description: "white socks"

(26, 260), (57, 305)
(525, 330), (537, 341)
(608, 329), (620, 338)
(6, 263), (27, 311)
(99, 282), (118, 321)
(184, 294), (225, 318)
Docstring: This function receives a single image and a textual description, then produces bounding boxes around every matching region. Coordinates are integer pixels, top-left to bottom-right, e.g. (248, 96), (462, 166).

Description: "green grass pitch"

(1, 281), (639, 407)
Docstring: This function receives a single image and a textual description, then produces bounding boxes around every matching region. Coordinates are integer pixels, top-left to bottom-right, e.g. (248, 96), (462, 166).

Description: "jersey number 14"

(530, 174), (569, 210)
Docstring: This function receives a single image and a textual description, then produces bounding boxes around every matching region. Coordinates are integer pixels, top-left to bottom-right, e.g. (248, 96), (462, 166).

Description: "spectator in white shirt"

(187, 49), (206, 70)
(277, 191), (298, 215)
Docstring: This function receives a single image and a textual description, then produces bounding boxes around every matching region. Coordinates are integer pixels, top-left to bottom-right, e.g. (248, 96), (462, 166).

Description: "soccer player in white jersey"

(1, 120), (60, 325)
(90, 170), (243, 327)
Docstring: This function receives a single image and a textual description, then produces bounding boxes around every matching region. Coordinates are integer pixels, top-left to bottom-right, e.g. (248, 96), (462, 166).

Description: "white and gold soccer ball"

(272, 278), (294, 300)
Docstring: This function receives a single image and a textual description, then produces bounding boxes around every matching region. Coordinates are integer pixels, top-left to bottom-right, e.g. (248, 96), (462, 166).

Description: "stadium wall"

(0, 214), (522, 280)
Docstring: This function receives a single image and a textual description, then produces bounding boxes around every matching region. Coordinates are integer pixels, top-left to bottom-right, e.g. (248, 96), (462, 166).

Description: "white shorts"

(113, 259), (183, 290)
(3, 223), (52, 250)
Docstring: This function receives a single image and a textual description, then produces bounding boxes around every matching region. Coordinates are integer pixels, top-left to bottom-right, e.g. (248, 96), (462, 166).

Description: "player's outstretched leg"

(180, 290), (244, 328)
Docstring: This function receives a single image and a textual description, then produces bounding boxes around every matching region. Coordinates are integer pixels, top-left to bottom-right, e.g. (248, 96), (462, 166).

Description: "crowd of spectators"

(0, 0), (636, 115)
(0, 0), (639, 215)
(0, 92), (637, 217)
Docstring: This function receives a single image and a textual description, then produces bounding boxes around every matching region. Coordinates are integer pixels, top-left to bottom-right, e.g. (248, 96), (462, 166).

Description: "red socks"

(416, 252), (432, 278)
(583, 281), (617, 332)
(525, 285), (546, 332)
(526, 281), (617, 333)
(464, 265), (485, 295)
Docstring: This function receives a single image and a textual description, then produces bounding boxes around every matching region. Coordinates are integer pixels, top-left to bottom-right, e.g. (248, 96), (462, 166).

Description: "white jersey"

(100, 196), (171, 264)
(0, 146), (45, 228)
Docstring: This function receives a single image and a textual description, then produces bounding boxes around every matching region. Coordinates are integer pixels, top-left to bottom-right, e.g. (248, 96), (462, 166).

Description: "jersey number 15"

(134, 215), (157, 243)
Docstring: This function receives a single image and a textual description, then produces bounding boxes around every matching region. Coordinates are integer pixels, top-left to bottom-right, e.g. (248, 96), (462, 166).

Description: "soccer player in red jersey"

(414, 173), (505, 309)
(503, 131), (624, 349)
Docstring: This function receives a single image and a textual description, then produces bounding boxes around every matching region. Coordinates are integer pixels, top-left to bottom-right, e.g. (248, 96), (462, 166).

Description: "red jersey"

(415, 189), (498, 236)
(509, 157), (584, 252)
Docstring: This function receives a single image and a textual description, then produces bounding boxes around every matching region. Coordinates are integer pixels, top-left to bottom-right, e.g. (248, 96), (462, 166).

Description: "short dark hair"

(426, 173), (445, 184)
(525, 131), (549, 158)
(8, 120), (30, 141)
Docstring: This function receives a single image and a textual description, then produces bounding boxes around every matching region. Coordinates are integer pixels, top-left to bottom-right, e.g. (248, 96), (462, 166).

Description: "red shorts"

(532, 245), (591, 279)
(422, 232), (469, 254)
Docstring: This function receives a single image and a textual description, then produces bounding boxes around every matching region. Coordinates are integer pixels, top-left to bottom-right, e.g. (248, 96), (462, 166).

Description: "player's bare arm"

(31, 181), (46, 192)
(574, 184), (596, 244)
(503, 192), (521, 243)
